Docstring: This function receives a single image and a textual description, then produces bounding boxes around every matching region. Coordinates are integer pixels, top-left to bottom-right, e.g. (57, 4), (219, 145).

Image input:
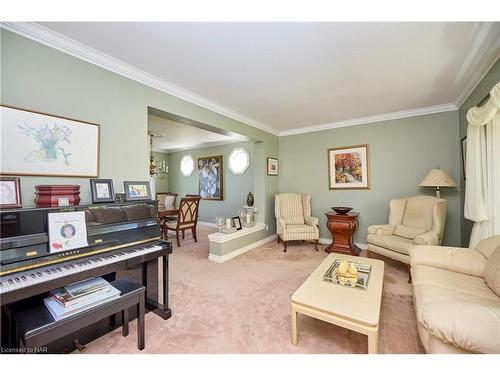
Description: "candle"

(226, 218), (231, 229)
(246, 213), (251, 224)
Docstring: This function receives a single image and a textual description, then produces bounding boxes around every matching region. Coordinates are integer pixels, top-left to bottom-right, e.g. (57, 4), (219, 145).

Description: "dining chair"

(164, 196), (201, 247)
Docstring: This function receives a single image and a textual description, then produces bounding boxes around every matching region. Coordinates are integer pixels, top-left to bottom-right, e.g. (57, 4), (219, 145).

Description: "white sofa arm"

(418, 298), (500, 353)
(410, 245), (487, 277)
(367, 224), (395, 235)
(414, 231), (439, 245)
(304, 216), (318, 227)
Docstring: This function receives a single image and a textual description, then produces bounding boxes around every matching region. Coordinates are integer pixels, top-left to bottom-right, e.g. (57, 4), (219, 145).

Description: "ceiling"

(148, 115), (244, 153)
(8, 22), (500, 135)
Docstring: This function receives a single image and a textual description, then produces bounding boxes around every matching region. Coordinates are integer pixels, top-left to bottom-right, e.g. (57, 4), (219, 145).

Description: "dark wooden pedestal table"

(324, 211), (361, 256)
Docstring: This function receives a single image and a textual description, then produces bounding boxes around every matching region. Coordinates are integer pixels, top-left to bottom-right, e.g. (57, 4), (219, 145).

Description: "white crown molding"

(2, 21), (497, 138)
(0, 21), (281, 137)
(279, 103), (457, 136)
(454, 48), (500, 108)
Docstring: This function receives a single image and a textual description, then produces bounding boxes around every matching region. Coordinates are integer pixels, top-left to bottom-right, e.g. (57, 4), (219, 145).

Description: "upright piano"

(0, 200), (172, 353)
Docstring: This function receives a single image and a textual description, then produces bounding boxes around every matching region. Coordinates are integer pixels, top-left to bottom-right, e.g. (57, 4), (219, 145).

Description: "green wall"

(151, 151), (169, 193)
(0, 29), (279, 238)
(458, 57), (500, 246)
(168, 142), (255, 223)
(279, 111), (461, 246)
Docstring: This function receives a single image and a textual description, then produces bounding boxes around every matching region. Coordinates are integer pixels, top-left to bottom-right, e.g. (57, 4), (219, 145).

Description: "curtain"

(464, 81), (500, 247)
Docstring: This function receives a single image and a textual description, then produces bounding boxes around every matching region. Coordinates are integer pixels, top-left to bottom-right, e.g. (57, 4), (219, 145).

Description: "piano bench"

(14, 278), (146, 352)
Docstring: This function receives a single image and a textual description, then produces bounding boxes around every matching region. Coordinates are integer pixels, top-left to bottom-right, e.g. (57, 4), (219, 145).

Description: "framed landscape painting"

(198, 155), (223, 200)
(0, 105), (100, 177)
(328, 144), (370, 190)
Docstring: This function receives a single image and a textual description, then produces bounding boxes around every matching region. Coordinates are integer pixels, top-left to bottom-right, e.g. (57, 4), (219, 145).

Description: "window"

(228, 148), (250, 175)
(180, 154), (194, 176)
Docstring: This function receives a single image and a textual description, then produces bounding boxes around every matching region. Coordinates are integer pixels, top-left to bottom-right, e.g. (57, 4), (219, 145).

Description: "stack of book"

(44, 277), (120, 321)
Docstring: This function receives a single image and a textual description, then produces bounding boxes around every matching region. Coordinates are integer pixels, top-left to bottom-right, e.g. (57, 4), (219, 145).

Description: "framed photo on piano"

(0, 176), (22, 208)
(90, 178), (115, 203)
(124, 181), (151, 201)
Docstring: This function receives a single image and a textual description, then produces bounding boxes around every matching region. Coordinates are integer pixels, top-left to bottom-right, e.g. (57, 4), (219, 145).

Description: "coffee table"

(291, 253), (384, 353)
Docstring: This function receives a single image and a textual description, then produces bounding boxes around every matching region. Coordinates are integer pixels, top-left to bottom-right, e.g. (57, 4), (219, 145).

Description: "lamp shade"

(419, 168), (457, 188)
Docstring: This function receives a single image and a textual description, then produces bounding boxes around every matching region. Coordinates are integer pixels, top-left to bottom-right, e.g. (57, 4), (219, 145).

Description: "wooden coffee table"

(291, 254), (384, 353)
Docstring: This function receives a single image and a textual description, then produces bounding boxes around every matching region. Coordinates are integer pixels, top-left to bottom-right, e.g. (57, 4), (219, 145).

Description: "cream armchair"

(410, 235), (500, 353)
(367, 196), (448, 268)
(275, 193), (319, 252)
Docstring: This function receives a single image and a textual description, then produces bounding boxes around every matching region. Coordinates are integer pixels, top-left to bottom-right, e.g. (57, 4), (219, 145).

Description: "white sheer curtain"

(464, 81), (500, 247)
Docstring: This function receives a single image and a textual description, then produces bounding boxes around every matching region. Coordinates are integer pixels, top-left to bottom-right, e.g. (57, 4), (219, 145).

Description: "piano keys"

(0, 200), (172, 352)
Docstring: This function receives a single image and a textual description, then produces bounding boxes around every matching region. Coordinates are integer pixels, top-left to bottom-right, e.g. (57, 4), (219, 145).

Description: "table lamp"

(419, 167), (457, 199)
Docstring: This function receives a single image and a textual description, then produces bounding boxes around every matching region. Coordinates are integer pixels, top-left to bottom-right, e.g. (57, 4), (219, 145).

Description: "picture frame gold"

(327, 144), (371, 190)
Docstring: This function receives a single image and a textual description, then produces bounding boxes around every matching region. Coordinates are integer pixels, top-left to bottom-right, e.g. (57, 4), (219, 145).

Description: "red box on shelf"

(34, 185), (81, 207)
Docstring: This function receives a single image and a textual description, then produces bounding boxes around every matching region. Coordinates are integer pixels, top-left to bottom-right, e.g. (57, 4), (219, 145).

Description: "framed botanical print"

(123, 181), (151, 201)
(0, 177), (22, 208)
(90, 179), (115, 203)
(328, 144), (370, 190)
(198, 155), (223, 200)
(267, 157), (279, 176)
(0, 104), (100, 177)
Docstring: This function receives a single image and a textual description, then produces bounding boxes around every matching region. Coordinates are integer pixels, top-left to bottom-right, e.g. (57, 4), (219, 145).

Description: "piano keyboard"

(0, 244), (163, 294)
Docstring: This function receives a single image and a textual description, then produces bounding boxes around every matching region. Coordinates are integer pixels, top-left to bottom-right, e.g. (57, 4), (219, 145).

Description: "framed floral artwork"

(0, 104), (100, 177)
(267, 157), (279, 176)
(328, 144), (370, 190)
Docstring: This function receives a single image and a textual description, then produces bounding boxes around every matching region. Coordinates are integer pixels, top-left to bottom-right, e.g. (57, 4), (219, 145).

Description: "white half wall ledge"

(208, 222), (266, 243)
(208, 234), (277, 263)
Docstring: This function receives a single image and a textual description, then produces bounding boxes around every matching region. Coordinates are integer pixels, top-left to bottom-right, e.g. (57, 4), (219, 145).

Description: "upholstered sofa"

(410, 235), (500, 353)
(367, 196), (448, 266)
(275, 193), (319, 252)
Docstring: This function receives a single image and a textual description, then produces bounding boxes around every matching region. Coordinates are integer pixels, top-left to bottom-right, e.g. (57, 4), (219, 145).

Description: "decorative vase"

(246, 192), (254, 207)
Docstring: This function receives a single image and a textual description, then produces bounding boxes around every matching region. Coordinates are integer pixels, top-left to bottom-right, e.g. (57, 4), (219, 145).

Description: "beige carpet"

(80, 226), (424, 354)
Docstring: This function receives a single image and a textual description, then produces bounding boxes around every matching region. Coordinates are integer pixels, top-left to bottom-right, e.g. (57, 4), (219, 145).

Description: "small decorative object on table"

(323, 259), (372, 290)
(34, 185), (81, 207)
(246, 191), (254, 207)
(242, 205), (255, 227)
(215, 216), (225, 232)
(331, 206), (353, 215)
(114, 193), (126, 203)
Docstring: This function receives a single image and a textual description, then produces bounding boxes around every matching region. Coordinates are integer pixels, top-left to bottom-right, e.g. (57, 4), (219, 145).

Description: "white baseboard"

(208, 234), (277, 263)
(198, 221), (218, 228)
(319, 238), (368, 250)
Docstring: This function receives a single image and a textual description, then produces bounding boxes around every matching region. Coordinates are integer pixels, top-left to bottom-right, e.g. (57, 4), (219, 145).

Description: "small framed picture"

(267, 158), (278, 176)
(232, 216), (242, 230)
(0, 177), (22, 208)
(328, 144), (370, 190)
(124, 181), (151, 201)
(90, 179), (115, 203)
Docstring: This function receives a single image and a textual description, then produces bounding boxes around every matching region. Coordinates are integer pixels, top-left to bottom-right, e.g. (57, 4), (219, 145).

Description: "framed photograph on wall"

(328, 144), (370, 190)
(90, 179), (115, 203)
(124, 181), (151, 201)
(0, 105), (100, 177)
(0, 177), (22, 208)
(198, 155), (223, 200)
(267, 158), (279, 176)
